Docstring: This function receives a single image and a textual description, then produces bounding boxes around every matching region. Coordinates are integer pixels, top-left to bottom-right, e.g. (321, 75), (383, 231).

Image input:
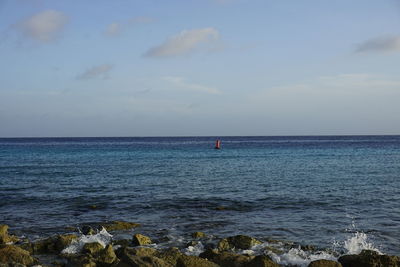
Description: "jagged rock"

(191, 232), (206, 239)
(96, 244), (117, 266)
(82, 242), (104, 255)
(81, 226), (96, 235)
(177, 254), (219, 267)
(0, 245), (36, 266)
(218, 235), (262, 251)
(56, 234), (78, 252)
(132, 234), (152, 246)
(66, 254), (96, 267)
(0, 225), (19, 244)
(31, 234), (78, 254)
(117, 254), (172, 267)
(308, 259), (342, 267)
(338, 250), (400, 267)
(245, 255), (279, 267)
(203, 250), (254, 267)
(101, 221), (141, 232)
(156, 247), (183, 266)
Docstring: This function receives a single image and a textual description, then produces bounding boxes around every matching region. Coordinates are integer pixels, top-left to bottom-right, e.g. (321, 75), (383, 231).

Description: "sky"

(0, 0), (400, 137)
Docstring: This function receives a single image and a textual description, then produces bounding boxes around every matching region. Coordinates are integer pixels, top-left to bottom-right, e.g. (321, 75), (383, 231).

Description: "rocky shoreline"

(1, 222), (399, 267)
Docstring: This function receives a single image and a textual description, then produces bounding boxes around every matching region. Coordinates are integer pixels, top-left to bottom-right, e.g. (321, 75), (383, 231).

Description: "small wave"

(61, 228), (112, 254)
(343, 232), (381, 255)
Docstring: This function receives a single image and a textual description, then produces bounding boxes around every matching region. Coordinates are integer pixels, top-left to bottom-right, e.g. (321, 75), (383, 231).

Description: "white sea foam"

(61, 228), (113, 254)
(267, 248), (337, 267)
(344, 232), (381, 255)
(184, 242), (204, 256)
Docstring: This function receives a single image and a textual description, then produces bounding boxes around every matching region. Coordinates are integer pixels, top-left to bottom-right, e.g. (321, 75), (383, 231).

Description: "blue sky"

(0, 0), (400, 137)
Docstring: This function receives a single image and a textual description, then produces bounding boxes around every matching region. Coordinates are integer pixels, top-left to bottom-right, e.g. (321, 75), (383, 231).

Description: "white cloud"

(105, 22), (121, 37)
(104, 16), (153, 37)
(145, 27), (220, 57)
(163, 76), (221, 94)
(77, 64), (113, 80)
(16, 9), (68, 43)
(356, 36), (400, 53)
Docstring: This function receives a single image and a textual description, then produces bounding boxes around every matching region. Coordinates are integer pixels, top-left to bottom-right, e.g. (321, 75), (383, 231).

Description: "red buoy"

(215, 139), (221, 149)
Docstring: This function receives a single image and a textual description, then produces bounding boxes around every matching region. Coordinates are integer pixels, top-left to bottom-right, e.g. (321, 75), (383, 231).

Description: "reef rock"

(218, 235), (262, 250)
(0, 245), (36, 266)
(177, 254), (219, 267)
(308, 259), (342, 267)
(191, 232), (206, 239)
(132, 234), (152, 246)
(101, 221), (141, 232)
(338, 250), (400, 267)
(0, 225), (19, 244)
(82, 242), (104, 255)
(245, 255), (279, 267)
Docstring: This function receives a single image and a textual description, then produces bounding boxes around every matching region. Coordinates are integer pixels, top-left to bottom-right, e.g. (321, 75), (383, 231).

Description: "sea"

(1, 136), (399, 265)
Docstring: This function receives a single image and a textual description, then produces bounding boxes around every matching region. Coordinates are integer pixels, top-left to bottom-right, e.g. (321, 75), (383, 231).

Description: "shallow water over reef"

(1, 136), (399, 255)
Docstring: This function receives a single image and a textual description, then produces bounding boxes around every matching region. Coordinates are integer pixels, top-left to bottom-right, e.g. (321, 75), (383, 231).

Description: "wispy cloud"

(15, 9), (68, 43)
(77, 64), (113, 80)
(356, 36), (400, 53)
(163, 76), (221, 94)
(104, 16), (153, 37)
(145, 28), (220, 57)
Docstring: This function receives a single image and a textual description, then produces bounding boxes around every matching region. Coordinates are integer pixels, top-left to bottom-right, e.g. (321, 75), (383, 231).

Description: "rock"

(55, 234), (78, 252)
(308, 259), (342, 267)
(31, 234), (78, 254)
(156, 247), (183, 266)
(245, 255), (279, 267)
(132, 234), (152, 246)
(338, 250), (400, 267)
(0, 245), (36, 266)
(81, 226), (96, 235)
(206, 250), (254, 267)
(66, 254), (96, 267)
(96, 244), (117, 266)
(218, 235), (262, 251)
(215, 206), (227, 211)
(117, 255), (172, 267)
(0, 225), (19, 244)
(101, 221), (141, 232)
(199, 248), (220, 260)
(82, 242), (104, 255)
(177, 254), (219, 267)
(191, 232), (206, 239)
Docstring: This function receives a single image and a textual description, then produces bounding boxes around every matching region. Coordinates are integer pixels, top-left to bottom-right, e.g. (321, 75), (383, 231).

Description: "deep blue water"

(0, 136), (399, 254)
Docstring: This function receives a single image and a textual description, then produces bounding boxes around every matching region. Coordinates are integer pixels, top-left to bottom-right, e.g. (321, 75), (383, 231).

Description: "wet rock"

(215, 206), (227, 211)
(186, 241), (199, 247)
(0, 245), (36, 266)
(177, 254), (219, 267)
(308, 259), (342, 267)
(82, 242), (104, 255)
(132, 234), (152, 246)
(56, 234), (78, 252)
(263, 246), (284, 255)
(101, 221), (141, 232)
(245, 255), (279, 267)
(117, 254), (171, 267)
(191, 232), (206, 239)
(96, 244), (117, 266)
(156, 247), (183, 266)
(31, 234), (78, 254)
(218, 235), (262, 251)
(66, 254), (96, 267)
(338, 250), (400, 267)
(202, 250), (254, 267)
(81, 226), (96, 235)
(0, 225), (19, 244)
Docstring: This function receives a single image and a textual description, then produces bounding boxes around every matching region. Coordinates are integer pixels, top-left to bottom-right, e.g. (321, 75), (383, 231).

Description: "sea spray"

(344, 232), (381, 255)
(61, 228), (113, 254)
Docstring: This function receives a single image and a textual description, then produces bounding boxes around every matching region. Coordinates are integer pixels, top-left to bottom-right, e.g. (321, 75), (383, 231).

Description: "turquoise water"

(0, 136), (399, 254)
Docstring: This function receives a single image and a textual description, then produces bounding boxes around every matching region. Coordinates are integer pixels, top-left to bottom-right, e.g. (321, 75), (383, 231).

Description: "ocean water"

(1, 136), (400, 259)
